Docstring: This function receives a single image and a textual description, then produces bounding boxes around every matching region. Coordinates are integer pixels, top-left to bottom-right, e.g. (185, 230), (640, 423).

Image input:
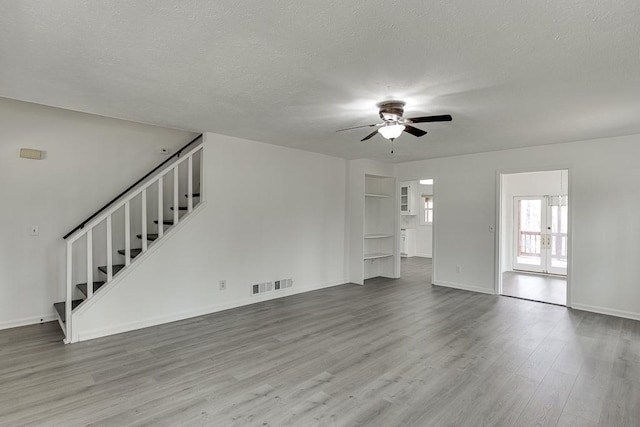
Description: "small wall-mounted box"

(20, 148), (44, 160)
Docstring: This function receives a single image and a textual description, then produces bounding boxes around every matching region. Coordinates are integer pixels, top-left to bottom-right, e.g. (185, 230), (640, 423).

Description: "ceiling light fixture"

(378, 123), (405, 140)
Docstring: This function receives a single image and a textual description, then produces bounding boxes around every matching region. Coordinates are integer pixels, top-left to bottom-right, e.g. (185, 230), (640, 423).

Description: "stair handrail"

(62, 133), (203, 240)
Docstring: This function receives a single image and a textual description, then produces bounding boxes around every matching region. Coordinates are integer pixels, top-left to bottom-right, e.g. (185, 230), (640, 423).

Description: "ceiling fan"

(337, 101), (452, 148)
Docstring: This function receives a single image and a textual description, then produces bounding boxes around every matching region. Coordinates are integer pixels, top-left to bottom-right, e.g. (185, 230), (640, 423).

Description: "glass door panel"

(514, 197), (545, 273)
(513, 195), (568, 275)
(548, 200), (568, 275)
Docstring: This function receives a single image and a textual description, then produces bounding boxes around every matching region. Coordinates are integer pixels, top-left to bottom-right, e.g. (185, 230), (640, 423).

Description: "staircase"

(54, 135), (204, 343)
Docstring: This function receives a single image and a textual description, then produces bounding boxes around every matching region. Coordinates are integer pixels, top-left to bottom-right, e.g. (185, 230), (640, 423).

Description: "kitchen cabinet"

(401, 228), (416, 257)
(400, 184), (414, 215)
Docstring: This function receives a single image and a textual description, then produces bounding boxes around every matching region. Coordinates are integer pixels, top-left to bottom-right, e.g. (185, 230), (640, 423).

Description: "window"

(421, 195), (433, 224)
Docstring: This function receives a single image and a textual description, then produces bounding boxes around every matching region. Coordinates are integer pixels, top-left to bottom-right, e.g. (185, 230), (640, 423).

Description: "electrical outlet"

(219, 280), (226, 290)
(455, 265), (462, 273)
(30, 225), (39, 236)
(159, 148), (170, 155)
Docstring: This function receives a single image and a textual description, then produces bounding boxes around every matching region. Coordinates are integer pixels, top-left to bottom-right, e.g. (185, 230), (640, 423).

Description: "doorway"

(498, 170), (570, 306)
(398, 178), (434, 283)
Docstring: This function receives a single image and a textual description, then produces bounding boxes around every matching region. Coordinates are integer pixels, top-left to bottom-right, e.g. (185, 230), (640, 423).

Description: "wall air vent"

(253, 279), (292, 295)
(251, 281), (274, 296)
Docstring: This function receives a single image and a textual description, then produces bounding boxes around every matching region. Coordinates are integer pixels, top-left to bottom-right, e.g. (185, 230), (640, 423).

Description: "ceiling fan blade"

(361, 130), (379, 141)
(407, 114), (453, 123)
(404, 125), (427, 137)
(336, 123), (381, 132)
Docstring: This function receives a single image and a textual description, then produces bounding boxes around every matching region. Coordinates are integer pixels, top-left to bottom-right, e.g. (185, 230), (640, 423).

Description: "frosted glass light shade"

(378, 124), (405, 140)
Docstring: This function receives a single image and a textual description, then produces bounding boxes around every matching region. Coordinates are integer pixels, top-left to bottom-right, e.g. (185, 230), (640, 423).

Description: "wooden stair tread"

(76, 281), (106, 297)
(153, 220), (175, 225)
(53, 300), (83, 323)
(117, 248), (143, 258)
(170, 206), (188, 211)
(97, 264), (125, 275)
(185, 193), (200, 198)
(136, 233), (158, 241)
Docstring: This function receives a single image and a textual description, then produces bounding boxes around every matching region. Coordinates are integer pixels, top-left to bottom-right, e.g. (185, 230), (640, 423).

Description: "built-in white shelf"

(362, 174), (396, 282)
(364, 252), (394, 260)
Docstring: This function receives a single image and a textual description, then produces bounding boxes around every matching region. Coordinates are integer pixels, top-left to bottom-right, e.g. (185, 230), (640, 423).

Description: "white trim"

(70, 202), (207, 319)
(495, 171), (503, 295)
(433, 280), (495, 295)
(571, 303), (640, 322)
(431, 178), (437, 284)
(414, 253), (432, 258)
(0, 314), (57, 331)
(76, 279), (347, 342)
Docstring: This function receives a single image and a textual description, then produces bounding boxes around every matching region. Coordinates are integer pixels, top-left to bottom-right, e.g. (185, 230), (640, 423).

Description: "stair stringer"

(69, 201), (207, 343)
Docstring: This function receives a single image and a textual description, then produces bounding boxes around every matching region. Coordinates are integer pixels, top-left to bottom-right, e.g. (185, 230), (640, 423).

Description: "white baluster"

(66, 240), (73, 338)
(141, 189), (148, 252)
(158, 176), (164, 238)
(188, 155), (193, 213)
(86, 229), (93, 299)
(199, 147), (204, 201)
(106, 215), (113, 281)
(173, 166), (179, 225)
(124, 201), (131, 266)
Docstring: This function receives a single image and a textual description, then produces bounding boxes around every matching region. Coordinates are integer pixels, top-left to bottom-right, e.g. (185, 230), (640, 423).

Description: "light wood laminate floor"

(502, 271), (567, 306)
(1, 258), (638, 426)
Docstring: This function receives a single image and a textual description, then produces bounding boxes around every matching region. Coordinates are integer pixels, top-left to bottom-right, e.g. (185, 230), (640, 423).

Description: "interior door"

(514, 196), (568, 275)
(514, 197), (546, 273)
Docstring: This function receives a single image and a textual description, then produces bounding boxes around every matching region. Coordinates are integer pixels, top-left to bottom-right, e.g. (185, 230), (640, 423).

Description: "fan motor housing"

(377, 100), (405, 122)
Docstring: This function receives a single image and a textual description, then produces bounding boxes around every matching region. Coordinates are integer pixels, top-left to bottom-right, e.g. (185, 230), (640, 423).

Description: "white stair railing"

(60, 140), (204, 341)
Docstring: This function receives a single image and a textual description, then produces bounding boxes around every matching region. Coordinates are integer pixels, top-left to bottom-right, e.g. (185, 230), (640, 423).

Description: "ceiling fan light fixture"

(378, 124), (405, 140)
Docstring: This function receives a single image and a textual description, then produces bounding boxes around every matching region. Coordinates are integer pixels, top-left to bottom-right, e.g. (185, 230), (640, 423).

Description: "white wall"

(395, 134), (640, 320)
(73, 133), (348, 341)
(500, 170), (568, 272)
(0, 98), (196, 330)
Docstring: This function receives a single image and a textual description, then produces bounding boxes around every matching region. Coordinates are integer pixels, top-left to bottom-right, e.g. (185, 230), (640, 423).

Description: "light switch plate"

(30, 225), (39, 236)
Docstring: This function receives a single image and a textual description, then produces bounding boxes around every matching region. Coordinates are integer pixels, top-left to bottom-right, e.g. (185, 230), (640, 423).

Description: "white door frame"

(495, 166), (574, 307)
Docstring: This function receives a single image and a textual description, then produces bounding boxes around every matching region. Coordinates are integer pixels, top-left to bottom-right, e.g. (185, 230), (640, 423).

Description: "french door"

(513, 196), (568, 275)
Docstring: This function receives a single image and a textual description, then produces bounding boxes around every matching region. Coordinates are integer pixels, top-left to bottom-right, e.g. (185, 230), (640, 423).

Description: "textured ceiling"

(1, 1), (639, 162)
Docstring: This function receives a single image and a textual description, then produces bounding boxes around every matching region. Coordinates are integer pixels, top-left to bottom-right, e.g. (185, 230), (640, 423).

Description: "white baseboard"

(0, 314), (57, 331)
(433, 280), (495, 295)
(75, 279), (347, 342)
(414, 253), (432, 258)
(571, 303), (640, 321)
